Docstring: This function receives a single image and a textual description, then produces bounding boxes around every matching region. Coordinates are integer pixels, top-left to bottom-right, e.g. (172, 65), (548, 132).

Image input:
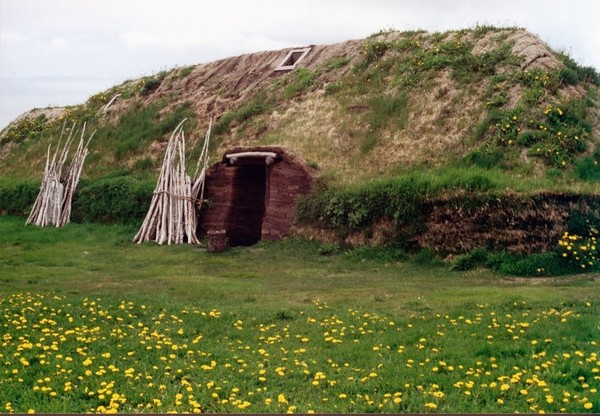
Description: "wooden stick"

(134, 117), (213, 245)
(27, 123), (93, 228)
(103, 94), (121, 112)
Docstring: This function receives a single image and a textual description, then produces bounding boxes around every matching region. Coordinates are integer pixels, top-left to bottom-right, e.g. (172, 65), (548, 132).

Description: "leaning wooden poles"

(26, 123), (94, 227)
(133, 119), (211, 245)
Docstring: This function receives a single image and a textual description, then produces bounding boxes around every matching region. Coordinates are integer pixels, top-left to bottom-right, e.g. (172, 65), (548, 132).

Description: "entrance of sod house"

(227, 156), (268, 246)
(200, 147), (313, 248)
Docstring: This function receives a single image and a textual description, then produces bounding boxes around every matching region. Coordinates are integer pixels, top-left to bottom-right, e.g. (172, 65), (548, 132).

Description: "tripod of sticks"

(26, 123), (94, 227)
(133, 119), (211, 245)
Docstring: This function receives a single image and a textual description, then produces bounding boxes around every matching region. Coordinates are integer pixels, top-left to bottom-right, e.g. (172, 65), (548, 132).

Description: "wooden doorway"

(227, 161), (267, 246)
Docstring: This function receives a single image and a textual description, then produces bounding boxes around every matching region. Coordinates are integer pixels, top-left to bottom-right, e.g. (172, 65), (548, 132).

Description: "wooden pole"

(27, 122), (93, 228)
(133, 116), (213, 245)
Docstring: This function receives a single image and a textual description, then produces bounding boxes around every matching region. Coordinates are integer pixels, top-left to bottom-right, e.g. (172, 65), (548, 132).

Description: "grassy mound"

(0, 27), (598, 184)
(0, 26), (599, 263)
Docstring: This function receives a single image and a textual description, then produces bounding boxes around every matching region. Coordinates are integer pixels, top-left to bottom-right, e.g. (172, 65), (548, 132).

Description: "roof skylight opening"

(275, 47), (311, 71)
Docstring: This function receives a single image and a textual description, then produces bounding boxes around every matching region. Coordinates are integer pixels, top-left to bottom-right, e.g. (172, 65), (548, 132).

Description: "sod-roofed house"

(200, 147), (313, 248)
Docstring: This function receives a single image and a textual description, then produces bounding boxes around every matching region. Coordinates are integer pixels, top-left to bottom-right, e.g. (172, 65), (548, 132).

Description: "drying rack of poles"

(26, 122), (94, 227)
(133, 119), (212, 245)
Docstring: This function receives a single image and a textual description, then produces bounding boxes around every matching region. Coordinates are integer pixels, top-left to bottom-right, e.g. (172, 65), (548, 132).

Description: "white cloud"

(1, 0), (600, 129)
(120, 31), (166, 48)
(0, 31), (29, 43)
(580, 28), (600, 69)
(120, 29), (232, 50)
(51, 37), (67, 48)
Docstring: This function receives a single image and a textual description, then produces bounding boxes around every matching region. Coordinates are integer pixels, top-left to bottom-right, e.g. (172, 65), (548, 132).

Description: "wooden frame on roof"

(275, 47), (311, 71)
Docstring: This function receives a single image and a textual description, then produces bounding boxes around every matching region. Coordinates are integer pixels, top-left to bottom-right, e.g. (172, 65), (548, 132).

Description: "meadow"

(0, 215), (599, 413)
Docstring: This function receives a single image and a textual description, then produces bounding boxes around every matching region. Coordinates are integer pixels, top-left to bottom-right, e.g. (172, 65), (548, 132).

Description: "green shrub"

(556, 229), (599, 271)
(0, 179), (39, 215)
(517, 130), (546, 146)
(574, 155), (600, 181)
(490, 108), (523, 145)
(412, 249), (443, 267)
(448, 207), (600, 276)
(560, 55), (600, 86)
(296, 168), (501, 243)
(450, 248), (490, 271)
(483, 251), (514, 271)
(72, 177), (154, 225)
(560, 210), (599, 255)
(545, 167), (563, 179)
(527, 102), (590, 167)
(451, 244), (597, 277)
(485, 92), (508, 108)
(318, 242), (340, 256)
(355, 40), (390, 71)
(139, 72), (168, 96)
(477, 98), (592, 168)
(450, 44), (512, 84)
(576, 65), (600, 85)
(558, 67), (580, 86)
(496, 252), (565, 276)
(0, 176), (158, 226)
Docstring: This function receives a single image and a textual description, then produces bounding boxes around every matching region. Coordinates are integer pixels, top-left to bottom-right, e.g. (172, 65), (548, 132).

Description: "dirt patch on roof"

(508, 29), (562, 71)
(145, 39), (364, 122)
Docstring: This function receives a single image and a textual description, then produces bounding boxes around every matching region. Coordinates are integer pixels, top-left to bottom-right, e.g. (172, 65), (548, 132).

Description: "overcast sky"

(1, 0), (599, 129)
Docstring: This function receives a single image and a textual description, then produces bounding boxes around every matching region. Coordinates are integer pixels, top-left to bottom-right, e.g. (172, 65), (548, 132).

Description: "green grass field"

(1, 216), (599, 413)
